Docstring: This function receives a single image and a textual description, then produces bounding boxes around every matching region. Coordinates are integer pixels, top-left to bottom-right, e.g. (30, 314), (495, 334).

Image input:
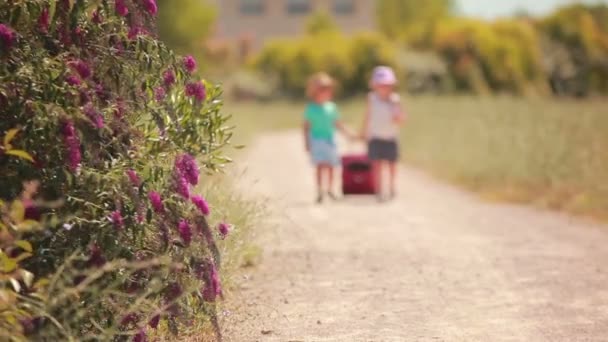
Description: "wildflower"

(128, 26), (148, 40)
(71, 60), (92, 79)
(201, 261), (222, 302)
(87, 244), (106, 268)
(142, 0), (158, 16)
(121, 312), (139, 326)
(162, 70), (176, 88)
(110, 210), (124, 230)
(175, 175), (190, 199)
(127, 169), (141, 186)
(92, 9), (103, 24)
(95, 83), (111, 103)
(84, 105), (104, 129)
(178, 219), (192, 245)
(133, 329), (147, 342)
(65, 74), (81, 86)
(79, 90), (91, 105)
(0, 24), (16, 50)
(186, 81), (206, 102)
(154, 87), (165, 102)
(116, 0), (129, 17)
(61, 121), (81, 171)
(165, 282), (182, 302)
(148, 191), (165, 214)
(218, 222), (230, 239)
(38, 8), (50, 33)
(183, 55), (197, 73)
(148, 314), (160, 329)
(191, 195), (210, 216)
(175, 153), (199, 185)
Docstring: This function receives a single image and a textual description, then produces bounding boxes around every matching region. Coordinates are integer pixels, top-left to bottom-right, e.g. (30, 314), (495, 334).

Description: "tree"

(376, 0), (453, 40)
(306, 11), (339, 36)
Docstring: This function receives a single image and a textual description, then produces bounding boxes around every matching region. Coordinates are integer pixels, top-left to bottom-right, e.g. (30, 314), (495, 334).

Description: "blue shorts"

(310, 139), (339, 166)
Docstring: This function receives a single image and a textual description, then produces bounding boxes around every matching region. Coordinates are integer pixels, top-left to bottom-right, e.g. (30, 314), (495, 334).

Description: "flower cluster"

(61, 120), (81, 172)
(185, 82), (206, 102)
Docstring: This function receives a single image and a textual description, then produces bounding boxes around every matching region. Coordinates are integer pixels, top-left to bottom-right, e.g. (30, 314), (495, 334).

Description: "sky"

(457, 0), (608, 18)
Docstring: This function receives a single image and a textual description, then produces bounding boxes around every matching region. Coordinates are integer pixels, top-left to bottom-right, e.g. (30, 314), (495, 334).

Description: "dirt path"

(222, 131), (608, 342)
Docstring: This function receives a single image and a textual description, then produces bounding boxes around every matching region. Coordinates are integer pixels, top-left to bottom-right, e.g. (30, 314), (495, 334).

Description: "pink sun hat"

(370, 66), (398, 86)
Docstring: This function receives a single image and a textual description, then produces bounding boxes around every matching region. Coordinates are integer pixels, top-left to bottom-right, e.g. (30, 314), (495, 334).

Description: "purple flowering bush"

(0, 1), (238, 340)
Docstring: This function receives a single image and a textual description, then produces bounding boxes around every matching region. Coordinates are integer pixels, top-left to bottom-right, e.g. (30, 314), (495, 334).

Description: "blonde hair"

(306, 72), (335, 99)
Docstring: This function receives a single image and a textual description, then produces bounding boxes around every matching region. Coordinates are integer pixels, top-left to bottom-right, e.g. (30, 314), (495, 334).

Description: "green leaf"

(5, 150), (34, 163)
(14, 240), (33, 253)
(3, 128), (19, 149)
(9, 201), (25, 224)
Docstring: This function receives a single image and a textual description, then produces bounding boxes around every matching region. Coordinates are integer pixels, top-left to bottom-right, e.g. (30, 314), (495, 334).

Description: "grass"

(225, 95), (608, 221)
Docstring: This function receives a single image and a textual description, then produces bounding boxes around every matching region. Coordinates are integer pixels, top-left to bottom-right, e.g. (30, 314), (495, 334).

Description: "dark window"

(240, 0), (265, 15)
(333, 0), (355, 15)
(286, 0), (310, 15)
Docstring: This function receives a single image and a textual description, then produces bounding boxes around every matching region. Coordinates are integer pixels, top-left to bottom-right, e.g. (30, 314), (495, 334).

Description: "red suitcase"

(341, 154), (377, 195)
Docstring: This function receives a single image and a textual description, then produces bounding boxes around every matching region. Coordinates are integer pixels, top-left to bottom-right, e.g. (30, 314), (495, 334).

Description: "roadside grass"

(226, 96), (608, 221)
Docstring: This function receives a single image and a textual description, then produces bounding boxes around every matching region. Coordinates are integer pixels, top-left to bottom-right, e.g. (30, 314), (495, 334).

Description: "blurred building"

(209, 0), (376, 52)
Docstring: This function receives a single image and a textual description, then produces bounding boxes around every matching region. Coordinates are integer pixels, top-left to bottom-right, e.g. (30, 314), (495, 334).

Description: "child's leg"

(372, 160), (382, 196)
(315, 165), (323, 195)
(328, 166), (334, 193)
(389, 161), (397, 197)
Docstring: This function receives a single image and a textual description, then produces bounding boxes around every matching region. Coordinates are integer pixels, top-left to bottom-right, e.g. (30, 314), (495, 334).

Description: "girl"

(362, 66), (405, 201)
(303, 72), (352, 204)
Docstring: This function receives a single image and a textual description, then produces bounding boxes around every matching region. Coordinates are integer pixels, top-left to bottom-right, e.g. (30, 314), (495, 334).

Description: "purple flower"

(162, 70), (176, 88)
(191, 195), (210, 216)
(0, 24), (16, 50)
(61, 121), (81, 172)
(65, 74), (81, 86)
(148, 191), (165, 214)
(110, 210), (124, 230)
(87, 244), (106, 268)
(71, 60), (91, 79)
(92, 9), (103, 24)
(185, 82), (206, 102)
(127, 169), (141, 186)
(154, 87), (166, 102)
(133, 329), (147, 342)
(175, 153), (199, 185)
(183, 55), (197, 74)
(142, 0), (158, 16)
(121, 312), (139, 327)
(38, 8), (50, 33)
(84, 105), (104, 129)
(128, 26), (145, 40)
(175, 176), (190, 199)
(116, 0), (129, 16)
(218, 222), (230, 239)
(148, 314), (160, 329)
(178, 219), (192, 245)
(201, 261), (222, 302)
(165, 282), (182, 302)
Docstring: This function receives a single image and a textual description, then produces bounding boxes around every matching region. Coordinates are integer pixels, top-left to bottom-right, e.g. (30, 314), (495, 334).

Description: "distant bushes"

(431, 19), (546, 95)
(250, 4), (608, 98)
(253, 29), (397, 97)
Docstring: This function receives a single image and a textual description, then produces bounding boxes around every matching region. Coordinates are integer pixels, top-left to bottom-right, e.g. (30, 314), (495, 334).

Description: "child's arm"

(392, 95), (406, 125)
(303, 121), (311, 152)
(336, 121), (355, 140)
(361, 95), (371, 140)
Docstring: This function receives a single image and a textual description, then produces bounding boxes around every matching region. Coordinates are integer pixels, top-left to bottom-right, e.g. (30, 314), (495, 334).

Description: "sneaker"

(316, 193), (324, 204)
(389, 189), (397, 200)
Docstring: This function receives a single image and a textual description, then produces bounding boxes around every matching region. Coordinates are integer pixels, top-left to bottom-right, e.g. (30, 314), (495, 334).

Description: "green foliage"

(432, 18), (546, 94)
(157, 0), (216, 68)
(540, 4), (608, 95)
(0, 0), (236, 340)
(253, 32), (398, 97)
(376, 0), (452, 40)
(305, 11), (339, 36)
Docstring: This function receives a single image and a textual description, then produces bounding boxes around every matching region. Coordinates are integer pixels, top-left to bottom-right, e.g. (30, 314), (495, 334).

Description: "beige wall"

(211, 0), (376, 50)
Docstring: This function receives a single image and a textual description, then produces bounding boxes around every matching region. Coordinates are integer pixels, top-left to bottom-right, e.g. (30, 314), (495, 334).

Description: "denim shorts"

(310, 139), (339, 166)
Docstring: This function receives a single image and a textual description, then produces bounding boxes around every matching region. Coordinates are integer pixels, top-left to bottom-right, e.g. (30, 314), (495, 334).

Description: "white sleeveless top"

(367, 92), (400, 140)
